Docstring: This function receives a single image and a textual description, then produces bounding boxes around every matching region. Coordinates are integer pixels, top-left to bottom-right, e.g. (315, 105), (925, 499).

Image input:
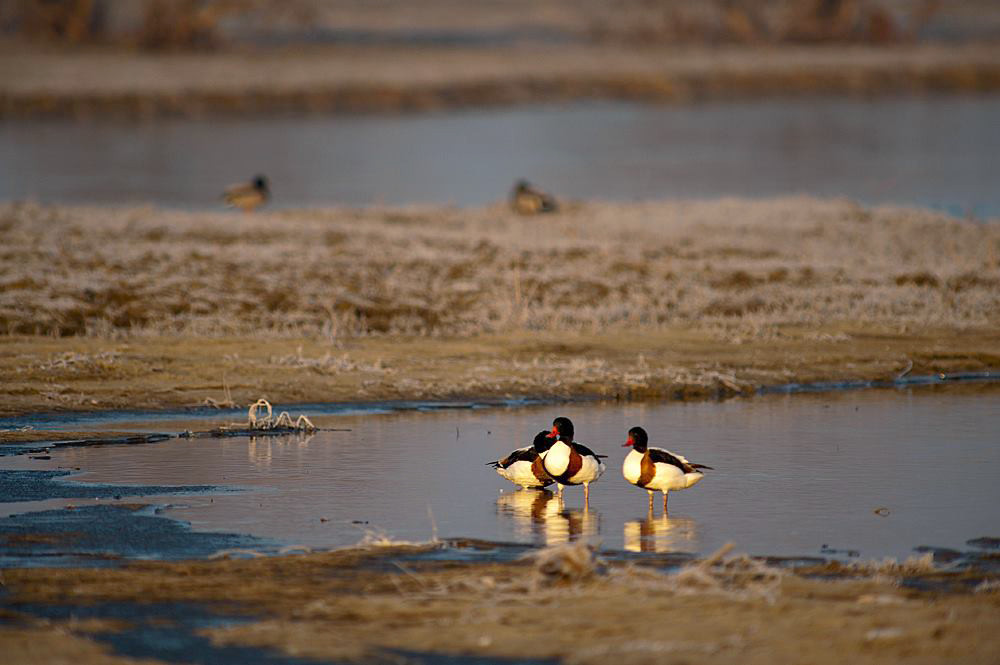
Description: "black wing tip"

(572, 443), (604, 458)
(486, 461), (501, 468)
(595, 454), (609, 459)
(691, 464), (714, 470)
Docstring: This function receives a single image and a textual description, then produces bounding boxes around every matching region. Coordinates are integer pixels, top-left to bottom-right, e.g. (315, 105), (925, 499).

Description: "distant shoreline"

(2, 43), (1000, 119)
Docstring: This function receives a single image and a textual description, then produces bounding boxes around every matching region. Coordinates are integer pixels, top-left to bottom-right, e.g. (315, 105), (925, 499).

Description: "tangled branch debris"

(246, 398), (315, 431)
(182, 398), (330, 438)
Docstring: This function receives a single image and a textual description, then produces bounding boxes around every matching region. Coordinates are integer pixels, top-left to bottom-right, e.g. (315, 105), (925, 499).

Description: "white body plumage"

(543, 440), (605, 485)
(495, 446), (550, 489)
(622, 448), (704, 492)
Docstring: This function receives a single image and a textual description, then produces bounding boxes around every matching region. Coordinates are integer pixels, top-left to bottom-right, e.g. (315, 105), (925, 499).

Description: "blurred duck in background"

(223, 174), (270, 212)
(510, 179), (558, 215)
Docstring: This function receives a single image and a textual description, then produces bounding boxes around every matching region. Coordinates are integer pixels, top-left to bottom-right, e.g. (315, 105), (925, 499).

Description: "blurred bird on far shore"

(510, 179), (558, 215)
(223, 175), (270, 212)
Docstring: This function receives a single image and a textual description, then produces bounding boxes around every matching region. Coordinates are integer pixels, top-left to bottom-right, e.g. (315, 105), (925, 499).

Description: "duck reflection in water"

(496, 490), (600, 546)
(623, 511), (699, 553)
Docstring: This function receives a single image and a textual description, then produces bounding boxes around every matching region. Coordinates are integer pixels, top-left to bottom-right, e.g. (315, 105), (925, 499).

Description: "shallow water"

(2, 389), (998, 560)
(2, 96), (999, 217)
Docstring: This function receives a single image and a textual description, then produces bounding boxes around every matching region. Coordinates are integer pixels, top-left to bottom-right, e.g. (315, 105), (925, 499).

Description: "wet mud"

(0, 463), (259, 567)
(0, 540), (997, 665)
(4, 602), (328, 665)
(5, 600), (558, 665)
(0, 503), (273, 567)
(0, 468), (224, 503)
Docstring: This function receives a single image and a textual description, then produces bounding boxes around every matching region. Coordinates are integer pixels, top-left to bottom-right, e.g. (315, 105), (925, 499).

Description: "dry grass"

(2, 541), (998, 665)
(1, 198), (998, 416)
(4, 41), (1000, 119)
(8, 0), (990, 48)
(8, 0), (1000, 49)
(6, 326), (1000, 419)
(1, 198), (997, 339)
(5, 1), (1000, 119)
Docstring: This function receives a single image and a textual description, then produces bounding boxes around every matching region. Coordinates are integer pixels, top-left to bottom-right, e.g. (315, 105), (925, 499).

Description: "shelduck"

(541, 417), (606, 506)
(622, 426), (712, 513)
(488, 431), (555, 489)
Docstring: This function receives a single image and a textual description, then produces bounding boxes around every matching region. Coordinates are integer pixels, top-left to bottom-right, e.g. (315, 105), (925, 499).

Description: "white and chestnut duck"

(622, 426), (712, 513)
(541, 417), (606, 506)
(488, 431), (555, 490)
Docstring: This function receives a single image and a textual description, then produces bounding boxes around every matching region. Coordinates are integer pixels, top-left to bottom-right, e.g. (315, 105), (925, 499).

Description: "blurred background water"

(3, 95), (999, 217)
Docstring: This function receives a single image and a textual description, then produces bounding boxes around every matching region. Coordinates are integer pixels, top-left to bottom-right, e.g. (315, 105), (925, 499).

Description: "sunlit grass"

(1, 197), (997, 340)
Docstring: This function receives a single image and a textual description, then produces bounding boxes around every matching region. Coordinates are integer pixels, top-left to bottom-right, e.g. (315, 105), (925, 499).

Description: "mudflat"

(2, 541), (999, 664)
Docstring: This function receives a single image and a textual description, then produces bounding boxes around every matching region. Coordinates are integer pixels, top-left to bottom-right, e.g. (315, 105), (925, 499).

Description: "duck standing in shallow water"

(488, 431), (555, 490)
(542, 417), (606, 506)
(622, 426), (712, 513)
(510, 179), (558, 215)
(223, 174), (270, 212)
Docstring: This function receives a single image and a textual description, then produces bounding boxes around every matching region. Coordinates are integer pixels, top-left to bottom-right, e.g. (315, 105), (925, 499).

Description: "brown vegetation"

(0, 198), (997, 417)
(3, 42), (1000, 119)
(2, 198), (997, 338)
(2, 541), (998, 664)
(2, 0), (254, 50)
(4, 2), (999, 118)
(2, 0), (992, 49)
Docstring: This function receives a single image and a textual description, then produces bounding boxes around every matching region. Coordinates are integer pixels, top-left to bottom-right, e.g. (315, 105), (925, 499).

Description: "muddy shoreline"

(2, 368), (1000, 440)
(1, 537), (998, 665)
(3, 43), (1000, 119)
(2, 331), (999, 422)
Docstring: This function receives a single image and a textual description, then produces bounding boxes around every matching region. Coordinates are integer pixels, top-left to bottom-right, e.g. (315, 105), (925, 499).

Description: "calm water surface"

(2, 389), (998, 559)
(2, 96), (999, 217)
